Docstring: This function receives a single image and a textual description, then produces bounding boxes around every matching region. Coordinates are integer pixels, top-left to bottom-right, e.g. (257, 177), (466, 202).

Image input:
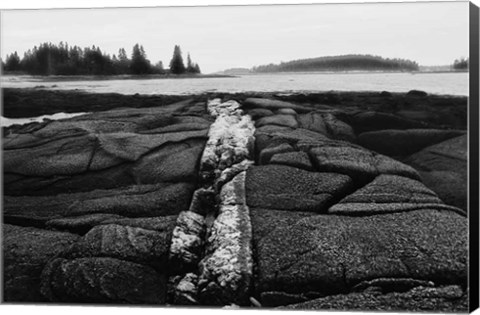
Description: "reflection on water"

(1, 72), (468, 96)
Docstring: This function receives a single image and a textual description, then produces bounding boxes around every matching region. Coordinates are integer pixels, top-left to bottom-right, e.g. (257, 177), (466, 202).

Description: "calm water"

(1, 72), (468, 96)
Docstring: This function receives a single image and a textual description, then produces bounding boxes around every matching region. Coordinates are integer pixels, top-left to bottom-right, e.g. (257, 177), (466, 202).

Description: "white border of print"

(0, 2), (478, 315)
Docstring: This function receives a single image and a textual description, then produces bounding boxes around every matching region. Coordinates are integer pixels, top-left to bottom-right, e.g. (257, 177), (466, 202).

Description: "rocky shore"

(2, 88), (468, 311)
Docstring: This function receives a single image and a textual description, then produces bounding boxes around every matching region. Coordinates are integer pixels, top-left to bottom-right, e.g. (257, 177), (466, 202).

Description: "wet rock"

(4, 183), (194, 224)
(256, 114), (299, 129)
(169, 211), (206, 273)
(284, 285), (467, 312)
(246, 165), (353, 212)
(358, 129), (466, 156)
(3, 224), (80, 302)
(40, 257), (166, 304)
(270, 151), (313, 171)
(254, 210), (467, 300)
(62, 224), (173, 270)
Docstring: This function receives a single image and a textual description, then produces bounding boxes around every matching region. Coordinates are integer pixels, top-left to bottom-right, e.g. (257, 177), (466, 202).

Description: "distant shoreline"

(0, 73), (235, 82)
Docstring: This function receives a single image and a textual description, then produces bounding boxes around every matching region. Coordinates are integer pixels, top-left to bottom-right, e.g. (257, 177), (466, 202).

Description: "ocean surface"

(1, 72), (469, 96)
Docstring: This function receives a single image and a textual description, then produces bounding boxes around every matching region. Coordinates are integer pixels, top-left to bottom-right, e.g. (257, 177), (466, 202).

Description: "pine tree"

(169, 45), (185, 74)
(5, 52), (21, 71)
(130, 44), (151, 74)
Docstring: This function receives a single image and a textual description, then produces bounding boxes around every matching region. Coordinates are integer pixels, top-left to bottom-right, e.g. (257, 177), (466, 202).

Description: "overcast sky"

(0, 1), (469, 73)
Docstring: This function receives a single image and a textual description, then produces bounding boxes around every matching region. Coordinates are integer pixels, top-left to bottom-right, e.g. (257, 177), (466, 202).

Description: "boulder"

(284, 285), (467, 312)
(358, 129), (466, 156)
(3, 224), (80, 302)
(246, 165), (353, 212)
(40, 257), (166, 304)
(297, 112), (355, 142)
(45, 213), (126, 234)
(258, 143), (295, 165)
(253, 210), (467, 301)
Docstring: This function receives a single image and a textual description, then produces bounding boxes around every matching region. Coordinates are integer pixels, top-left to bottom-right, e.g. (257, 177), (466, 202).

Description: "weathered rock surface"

(284, 285), (468, 312)
(60, 224), (174, 270)
(270, 151), (313, 171)
(328, 174), (465, 216)
(246, 165), (353, 212)
(358, 129), (466, 156)
(169, 211), (206, 273)
(309, 144), (420, 182)
(405, 135), (467, 210)
(199, 172), (253, 306)
(40, 257), (166, 304)
(253, 209), (467, 302)
(4, 183), (194, 225)
(346, 111), (428, 133)
(3, 224), (80, 302)
(3, 102), (210, 196)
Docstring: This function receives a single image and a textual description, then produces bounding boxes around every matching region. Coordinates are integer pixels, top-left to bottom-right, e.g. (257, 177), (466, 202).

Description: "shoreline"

(2, 88), (467, 131)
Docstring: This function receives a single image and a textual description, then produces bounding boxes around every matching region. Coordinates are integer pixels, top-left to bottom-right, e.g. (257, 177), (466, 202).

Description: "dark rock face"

(347, 111), (427, 133)
(309, 143), (420, 182)
(405, 135), (467, 210)
(358, 129), (466, 157)
(270, 151), (313, 171)
(3, 99), (210, 305)
(40, 257), (166, 304)
(3, 102), (210, 196)
(3, 225), (80, 302)
(328, 174), (465, 216)
(61, 224), (174, 270)
(244, 98), (311, 112)
(284, 285), (467, 312)
(246, 165), (353, 213)
(253, 210), (467, 303)
(256, 114), (299, 129)
(4, 183), (194, 225)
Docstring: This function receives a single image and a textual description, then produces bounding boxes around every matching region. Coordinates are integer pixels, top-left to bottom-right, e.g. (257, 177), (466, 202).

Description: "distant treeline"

(453, 57), (468, 70)
(252, 54), (420, 72)
(1, 42), (201, 75)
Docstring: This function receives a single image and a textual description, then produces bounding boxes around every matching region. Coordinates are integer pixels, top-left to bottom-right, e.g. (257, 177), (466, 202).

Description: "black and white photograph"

(1, 0), (479, 313)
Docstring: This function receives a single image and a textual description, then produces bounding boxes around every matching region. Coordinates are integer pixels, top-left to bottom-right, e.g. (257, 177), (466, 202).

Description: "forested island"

(251, 54), (420, 72)
(1, 42), (201, 76)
